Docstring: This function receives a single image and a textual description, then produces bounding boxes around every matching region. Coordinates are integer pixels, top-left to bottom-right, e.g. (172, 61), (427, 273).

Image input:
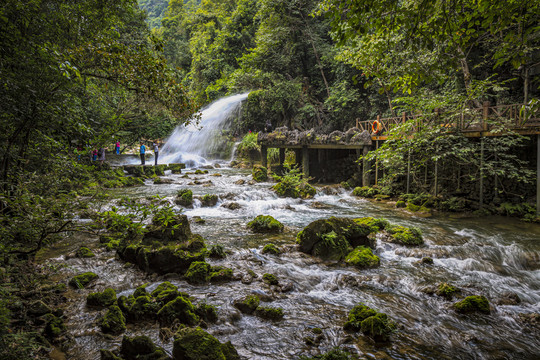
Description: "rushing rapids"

(41, 165), (540, 360)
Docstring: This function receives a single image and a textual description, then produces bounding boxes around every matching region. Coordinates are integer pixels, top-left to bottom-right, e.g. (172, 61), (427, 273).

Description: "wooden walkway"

(356, 103), (540, 140)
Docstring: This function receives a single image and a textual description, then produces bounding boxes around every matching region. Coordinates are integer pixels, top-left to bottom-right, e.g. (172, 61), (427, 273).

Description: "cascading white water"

(160, 92), (250, 167)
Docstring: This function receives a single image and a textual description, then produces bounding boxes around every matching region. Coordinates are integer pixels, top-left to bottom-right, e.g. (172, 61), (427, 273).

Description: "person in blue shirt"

(140, 142), (146, 165)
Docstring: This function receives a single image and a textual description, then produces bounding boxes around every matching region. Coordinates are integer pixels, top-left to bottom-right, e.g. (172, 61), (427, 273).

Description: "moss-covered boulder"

(167, 163), (186, 174)
(99, 349), (122, 360)
(360, 312), (396, 342)
(208, 244), (226, 259)
(157, 295), (199, 326)
(200, 194), (219, 207)
(233, 295), (260, 314)
(100, 305), (126, 335)
(262, 273), (279, 286)
(344, 246), (380, 268)
(262, 243), (281, 255)
(297, 217), (379, 261)
(175, 189), (193, 207)
(120, 335), (168, 360)
(195, 302), (218, 324)
(436, 283), (459, 300)
(386, 225), (424, 246)
(151, 281), (178, 298)
(273, 178), (316, 199)
(69, 272), (98, 289)
(209, 266), (234, 283)
(453, 295), (490, 314)
(124, 165), (146, 177)
(87, 288), (117, 307)
(247, 215), (284, 233)
(172, 327), (240, 360)
(185, 261), (211, 284)
(133, 283), (149, 298)
(254, 306), (284, 321)
(76, 246), (95, 258)
(43, 316), (66, 339)
(352, 186), (379, 198)
(127, 295), (160, 321)
(396, 200), (406, 208)
(142, 214), (192, 245)
(154, 164), (167, 176)
(343, 304), (378, 331)
(252, 165), (268, 182)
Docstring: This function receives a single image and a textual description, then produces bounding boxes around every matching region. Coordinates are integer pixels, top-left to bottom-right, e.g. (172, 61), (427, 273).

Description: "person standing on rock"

(153, 141), (159, 166)
(140, 142), (146, 165)
(115, 140), (120, 155)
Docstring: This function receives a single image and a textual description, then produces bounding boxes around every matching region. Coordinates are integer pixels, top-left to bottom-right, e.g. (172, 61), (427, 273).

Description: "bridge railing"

(356, 103), (540, 136)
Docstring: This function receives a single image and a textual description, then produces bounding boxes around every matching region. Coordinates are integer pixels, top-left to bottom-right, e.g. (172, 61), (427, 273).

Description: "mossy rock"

(194, 169), (209, 174)
(175, 189), (193, 207)
(87, 288), (117, 307)
(344, 246), (380, 269)
(127, 295), (160, 321)
(150, 282), (178, 298)
(100, 305), (126, 335)
(247, 215), (284, 233)
(208, 244), (226, 259)
(453, 295), (490, 314)
(296, 217), (376, 260)
(436, 283), (458, 300)
(185, 261), (211, 284)
(262, 273), (279, 286)
(353, 217), (389, 232)
(167, 163), (185, 174)
(262, 243), (281, 255)
(172, 327), (240, 360)
(343, 304), (378, 331)
(360, 312), (396, 342)
(69, 272), (98, 289)
(195, 302), (218, 323)
(143, 214), (192, 244)
(352, 186), (379, 198)
(254, 306), (284, 321)
(252, 165), (268, 182)
(272, 179), (316, 199)
(133, 283), (149, 298)
(396, 200), (406, 208)
(43, 316), (66, 339)
(154, 164), (167, 176)
(120, 335), (168, 360)
(157, 295), (199, 326)
(387, 225), (424, 246)
(76, 246), (95, 258)
(99, 349), (122, 360)
(233, 295), (259, 314)
(201, 194), (219, 207)
(209, 266), (234, 283)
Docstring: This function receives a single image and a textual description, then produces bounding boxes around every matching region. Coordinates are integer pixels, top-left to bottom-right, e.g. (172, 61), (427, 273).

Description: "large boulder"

(121, 335), (168, 360)
(172, 327), (240, 360)
(142, 214), (192, 245)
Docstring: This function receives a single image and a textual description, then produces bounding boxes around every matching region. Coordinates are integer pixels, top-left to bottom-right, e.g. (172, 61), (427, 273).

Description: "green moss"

(252, 165), (268, 182)
(254, 306), (284, 321)
(233, 295), (259, 314)
(353, 217), (389, 232)
(167, 163), (185, 174)
(311, 231), (351, 261)
(195, 302), (218, 323)
(157, 295), (199, 326)
(87, 288), (117, 307)
(247, 215), (284, 233)
(344, 246), (380, 268)
(453, 295), (490, 314)
(173, 327), (238, 360)
(209, 266), (234, 283)
(128, 295), (160, 321)
(387, 225), (424, 246)
(262, 273), (279, 286)
(360, 313), (396, 341)
(133, 283), (149, 298)
(352, 186), (379, 198)
(436, 283), (458, 300)
(185, 261), (211, 284)
(396, 200), (406, 208)
(43, 316), (66, 338)
(262, 243), (281, 255)
(176, 189), (193, 207)
(100, 305), (126, 335)
(120, 335), (167, 359)
(150, 282), (178, 298)
(343, 304), (378, 331)
(201, 194), (218, 207)
(194, 169), (209, 174)
(69, 272), (98, 289)
(76, 246), (95, 258)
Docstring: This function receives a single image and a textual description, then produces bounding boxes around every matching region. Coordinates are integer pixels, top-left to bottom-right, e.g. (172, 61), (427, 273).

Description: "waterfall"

(160, 92), (249, 167)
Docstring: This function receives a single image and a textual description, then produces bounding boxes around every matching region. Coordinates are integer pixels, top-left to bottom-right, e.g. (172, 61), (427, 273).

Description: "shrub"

(236, 132), (260, 159)
(272, 165), (315, 199)
(252, 165), (268, 182)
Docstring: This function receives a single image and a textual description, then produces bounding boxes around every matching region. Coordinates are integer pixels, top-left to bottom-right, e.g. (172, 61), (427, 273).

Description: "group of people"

(139, 141), (159, 166)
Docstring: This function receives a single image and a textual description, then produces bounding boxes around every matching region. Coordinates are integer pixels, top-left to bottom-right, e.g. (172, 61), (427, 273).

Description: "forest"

(0, 0), (539, 359)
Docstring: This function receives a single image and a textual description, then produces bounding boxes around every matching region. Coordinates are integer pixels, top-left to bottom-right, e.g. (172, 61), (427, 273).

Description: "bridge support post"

(362, 145), (370, 187)
(375, 140), (379, 185)
(261, 145), (267, 169)
(480, 138), (484, 208)
(279, 148), (285, 166)
(302, 146), (309, 178)
(537, 135), (540, 216)
(406, 149), (411, 194)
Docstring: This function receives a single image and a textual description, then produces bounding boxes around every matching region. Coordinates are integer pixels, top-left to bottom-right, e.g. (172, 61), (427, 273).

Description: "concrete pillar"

(537, 135), (540, 216)
(279, 148), (285, 166)
(261, 145), (267, 169)
(362, 145), (370, 187)
(294, 149), (301, 168)
(302, 146), (309, 178)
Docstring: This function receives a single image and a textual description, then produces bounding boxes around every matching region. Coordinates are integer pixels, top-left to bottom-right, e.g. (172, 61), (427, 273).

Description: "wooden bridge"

(356, 102), (540, 141)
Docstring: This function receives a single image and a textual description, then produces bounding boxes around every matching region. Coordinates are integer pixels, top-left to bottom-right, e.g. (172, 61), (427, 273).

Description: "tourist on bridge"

(140, 142), (146, 165)
(115, 140), (120, 155)
(264, 119), (272, 133)
(153, 141), (159, 166)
